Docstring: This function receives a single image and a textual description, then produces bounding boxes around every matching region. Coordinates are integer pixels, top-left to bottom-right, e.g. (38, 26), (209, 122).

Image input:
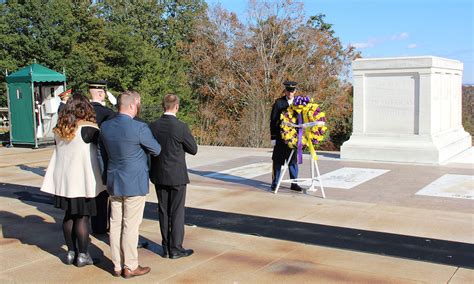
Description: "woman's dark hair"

(53, 93), (96, 141)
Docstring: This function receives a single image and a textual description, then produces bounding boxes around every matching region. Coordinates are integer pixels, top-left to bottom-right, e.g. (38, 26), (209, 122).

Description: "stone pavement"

(0, 145), (473, 283)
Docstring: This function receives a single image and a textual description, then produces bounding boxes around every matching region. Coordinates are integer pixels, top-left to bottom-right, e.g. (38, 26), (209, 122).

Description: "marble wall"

(341, 56), (471, 164)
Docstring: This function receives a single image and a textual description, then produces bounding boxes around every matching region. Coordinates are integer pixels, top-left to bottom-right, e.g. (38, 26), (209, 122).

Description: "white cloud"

(351, 42), (374, 49)
(407, 43), (417, 49)
(391, 32), (409, 40)
(351, 32), (411, 50)
(350, 38), (377, 49)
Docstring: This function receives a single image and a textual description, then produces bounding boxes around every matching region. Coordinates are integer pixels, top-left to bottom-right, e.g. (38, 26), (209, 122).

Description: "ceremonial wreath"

(280, 95), (328, 163)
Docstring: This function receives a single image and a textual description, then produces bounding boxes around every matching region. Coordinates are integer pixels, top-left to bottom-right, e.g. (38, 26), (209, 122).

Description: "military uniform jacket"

(270, 96), (297, 164)
(91, 102), (116, 127)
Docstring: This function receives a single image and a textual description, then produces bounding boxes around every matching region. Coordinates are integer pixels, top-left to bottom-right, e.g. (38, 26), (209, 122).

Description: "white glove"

(271, 140), (276, 146)
(106, 91), (117, 106)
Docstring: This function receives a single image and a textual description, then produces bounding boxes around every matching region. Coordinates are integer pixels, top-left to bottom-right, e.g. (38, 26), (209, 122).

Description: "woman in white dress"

(41, 92), (105, 267)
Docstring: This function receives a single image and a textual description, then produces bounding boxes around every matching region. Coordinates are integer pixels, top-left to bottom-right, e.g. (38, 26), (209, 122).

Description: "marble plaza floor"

(0, 145), (473, 283)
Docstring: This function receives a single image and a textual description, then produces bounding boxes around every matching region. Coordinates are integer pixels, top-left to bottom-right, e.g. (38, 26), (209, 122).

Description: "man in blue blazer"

(150, 94), (198, 259)
(100, 90), (161, 278)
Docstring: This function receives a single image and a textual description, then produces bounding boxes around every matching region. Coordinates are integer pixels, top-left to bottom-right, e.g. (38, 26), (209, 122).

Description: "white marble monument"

(341, 56), (472, 164)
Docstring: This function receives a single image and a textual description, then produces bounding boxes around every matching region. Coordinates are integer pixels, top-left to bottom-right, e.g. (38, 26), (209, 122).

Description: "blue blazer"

(100, 114), (161, 196)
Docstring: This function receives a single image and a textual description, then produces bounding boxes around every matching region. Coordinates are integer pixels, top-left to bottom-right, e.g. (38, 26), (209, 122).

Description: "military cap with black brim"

(283, 80), (297, 91)
(88, 80), (108, 89)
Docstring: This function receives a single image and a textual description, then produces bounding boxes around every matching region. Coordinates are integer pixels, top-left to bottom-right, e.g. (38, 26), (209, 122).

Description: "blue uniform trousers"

(271, 160), (298, 189)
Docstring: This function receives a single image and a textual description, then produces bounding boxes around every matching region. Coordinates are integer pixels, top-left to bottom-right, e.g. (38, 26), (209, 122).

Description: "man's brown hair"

(118, 90), (140, 110)
(162, 94), (179, 111)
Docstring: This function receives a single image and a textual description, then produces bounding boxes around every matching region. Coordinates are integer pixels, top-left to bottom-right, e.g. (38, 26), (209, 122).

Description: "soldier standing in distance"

(269, 81), (303, 192)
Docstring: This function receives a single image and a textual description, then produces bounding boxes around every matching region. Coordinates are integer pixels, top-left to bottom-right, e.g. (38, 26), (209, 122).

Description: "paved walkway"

(0, 145), (473, 283)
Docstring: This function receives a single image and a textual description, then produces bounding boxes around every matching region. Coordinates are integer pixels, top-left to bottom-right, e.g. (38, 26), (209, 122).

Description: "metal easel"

(274, 149), (325, 198)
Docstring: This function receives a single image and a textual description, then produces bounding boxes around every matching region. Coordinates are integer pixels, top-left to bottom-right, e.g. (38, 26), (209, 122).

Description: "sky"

(206, 0), (474, 84)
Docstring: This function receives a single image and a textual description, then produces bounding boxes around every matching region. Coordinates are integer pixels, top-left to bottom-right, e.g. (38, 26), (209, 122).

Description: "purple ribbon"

(297, 113), (303, 164)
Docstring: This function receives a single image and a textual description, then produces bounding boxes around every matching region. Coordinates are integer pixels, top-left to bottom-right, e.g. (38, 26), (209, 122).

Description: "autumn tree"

(187, 0), (358, 148)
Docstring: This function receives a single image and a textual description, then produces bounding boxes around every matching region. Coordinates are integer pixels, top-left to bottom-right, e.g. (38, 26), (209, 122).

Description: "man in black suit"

(88, 80), (116, 235)
(269, 81), (303, 192)
(150, 94), (198, 259)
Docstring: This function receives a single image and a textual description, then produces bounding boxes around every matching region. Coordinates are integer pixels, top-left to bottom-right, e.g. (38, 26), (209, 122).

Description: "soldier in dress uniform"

(269, 81), (303, 192)
(88, 80), (116, 126)
(88, 80), (116, 234)
(57, 88), (72, 114)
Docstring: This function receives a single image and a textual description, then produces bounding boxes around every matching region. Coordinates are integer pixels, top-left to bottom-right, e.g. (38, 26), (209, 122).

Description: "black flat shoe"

(169, 249), (194, 259)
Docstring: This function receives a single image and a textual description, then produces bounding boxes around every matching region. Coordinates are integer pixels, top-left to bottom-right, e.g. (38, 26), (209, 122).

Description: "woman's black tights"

(63, 212), (90, 253)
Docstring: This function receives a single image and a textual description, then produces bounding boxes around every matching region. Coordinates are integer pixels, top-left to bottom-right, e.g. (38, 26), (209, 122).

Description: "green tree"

(1, 0), (206, 128)
(97, 0), (206, 124)
(0, 0), (109, 99)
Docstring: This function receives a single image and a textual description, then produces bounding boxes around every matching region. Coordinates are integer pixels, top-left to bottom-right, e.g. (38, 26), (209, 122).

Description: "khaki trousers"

(109, 195), (146, 271)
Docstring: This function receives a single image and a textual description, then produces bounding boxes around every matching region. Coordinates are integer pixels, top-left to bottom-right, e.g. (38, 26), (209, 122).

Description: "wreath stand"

(274, 149), (325, 198)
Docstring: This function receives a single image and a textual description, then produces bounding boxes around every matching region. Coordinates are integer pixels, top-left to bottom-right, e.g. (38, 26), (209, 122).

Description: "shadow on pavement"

(2, 182), (473, 269)
(0, 184), (113, 274)
(18, 164), (47, 177)
(188, 168), (272, 191)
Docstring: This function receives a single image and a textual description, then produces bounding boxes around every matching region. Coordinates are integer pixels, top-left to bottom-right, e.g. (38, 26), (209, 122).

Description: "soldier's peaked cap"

(88, 80), (107, 89)
(283, 81), (297, 87)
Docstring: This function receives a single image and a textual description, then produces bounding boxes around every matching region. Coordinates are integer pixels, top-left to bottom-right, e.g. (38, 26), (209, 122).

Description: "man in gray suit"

(100, 90), (161, 278)
(150, 94), (198, 259)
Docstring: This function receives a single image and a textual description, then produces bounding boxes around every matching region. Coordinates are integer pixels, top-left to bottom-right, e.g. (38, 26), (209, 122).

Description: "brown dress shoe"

(123, 265), (151, 279)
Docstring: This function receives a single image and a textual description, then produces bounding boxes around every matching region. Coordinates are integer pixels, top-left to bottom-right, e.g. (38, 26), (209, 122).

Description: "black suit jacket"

(150, 114), (198, 186)
(91, 102), (116, 127)
(270, 95), (296, 164)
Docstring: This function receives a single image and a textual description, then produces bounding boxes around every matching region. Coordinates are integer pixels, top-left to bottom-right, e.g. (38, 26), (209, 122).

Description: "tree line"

(1, 0), (358, 149)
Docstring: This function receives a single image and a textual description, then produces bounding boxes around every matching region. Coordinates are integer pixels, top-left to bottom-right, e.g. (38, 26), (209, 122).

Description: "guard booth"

(6, 63), (66, 148)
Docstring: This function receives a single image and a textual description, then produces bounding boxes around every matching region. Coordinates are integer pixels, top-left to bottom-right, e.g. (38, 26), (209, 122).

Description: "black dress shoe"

(169, 249), (194, 259)
(290, 184), (303, 192)
(270, 186), (276, 192)
(161, 245), (168, 258)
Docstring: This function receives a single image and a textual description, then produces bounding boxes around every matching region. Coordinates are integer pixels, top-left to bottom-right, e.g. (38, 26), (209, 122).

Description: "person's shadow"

(188, 168), (272, 191)
(0, 188), (113, 274)
(17, 164), (46, 177)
